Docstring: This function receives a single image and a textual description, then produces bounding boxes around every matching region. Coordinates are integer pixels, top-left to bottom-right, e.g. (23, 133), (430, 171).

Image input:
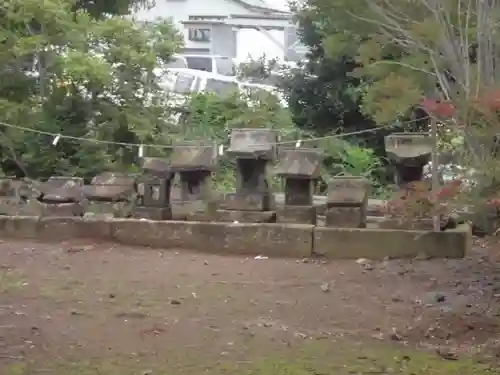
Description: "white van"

(165, 54), (236, 77)
(162, 68), (239, 97)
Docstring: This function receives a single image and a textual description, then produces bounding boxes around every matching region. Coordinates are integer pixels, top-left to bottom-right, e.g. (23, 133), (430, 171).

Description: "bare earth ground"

(2, 239), (500, 374)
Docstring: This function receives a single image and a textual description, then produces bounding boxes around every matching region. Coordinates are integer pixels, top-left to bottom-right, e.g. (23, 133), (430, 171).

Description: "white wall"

(134, 0), (290, 61)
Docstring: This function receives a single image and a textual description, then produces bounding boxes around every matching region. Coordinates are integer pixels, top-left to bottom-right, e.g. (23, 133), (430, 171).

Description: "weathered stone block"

(0, 198), (25, 216)
(0, 216), (38, 238)
(111, 220), (313, 258)
(277, 205), (316, 224)
(40, 202), (84, 217)
(82, 185), (135, 202)
(275, 148), (322, 178)
(384, 132), (431, 165)
(91, 172), (135, 186)
(227, 128), (278, 160)
(171, 200), (216, 220)
(284, 178), (314, 206)
(37, 217), (112, 240)
(235, 158), (270, 194)
(225, 192), (272, 211)
(170, 143), (217, 171)
(325, 206), (366, 228)
(193, 209), (276, 223)
(327, 176), (369, 207)
(178, 170), (212, 201)
(41, 176), (84, 203)
(378, 217), (434, 230)
(83, 201), (134, 218)
(133, 206), (172, 221)
(140, 157), (171, 176)
(141, 177), (172, 207)
(313, 224), (471, 259)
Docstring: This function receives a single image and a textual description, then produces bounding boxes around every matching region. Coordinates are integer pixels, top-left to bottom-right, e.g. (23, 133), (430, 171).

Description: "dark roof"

(232, 0), (290, 14)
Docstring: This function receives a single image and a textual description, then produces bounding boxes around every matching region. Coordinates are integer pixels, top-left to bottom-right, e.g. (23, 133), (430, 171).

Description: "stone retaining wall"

(0, 216), (471, 259)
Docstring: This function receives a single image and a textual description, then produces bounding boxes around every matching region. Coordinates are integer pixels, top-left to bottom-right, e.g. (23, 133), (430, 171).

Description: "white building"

(134, 0), (307, 61)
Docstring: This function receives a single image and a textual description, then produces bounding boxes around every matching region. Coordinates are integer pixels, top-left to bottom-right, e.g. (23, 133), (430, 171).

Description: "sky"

(236, 0), (290, 62)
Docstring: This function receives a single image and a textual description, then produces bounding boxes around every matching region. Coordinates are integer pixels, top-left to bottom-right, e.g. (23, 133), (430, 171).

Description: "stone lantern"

(224, 128), (278, 212)
(133, 157), (173, 220)
(385, 132), (432, 186)
(275, 148), (323, 224)
(326, 176), (369, 228)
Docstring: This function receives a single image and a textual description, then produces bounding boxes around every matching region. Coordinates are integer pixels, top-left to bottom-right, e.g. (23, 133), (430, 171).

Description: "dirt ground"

(2, 239), (500, 374)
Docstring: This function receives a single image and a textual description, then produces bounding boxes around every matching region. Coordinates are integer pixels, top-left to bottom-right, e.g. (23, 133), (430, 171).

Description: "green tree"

(304, 0), (500, 201)
(0, 0), (183, 179)
(281, 1), (385, 151)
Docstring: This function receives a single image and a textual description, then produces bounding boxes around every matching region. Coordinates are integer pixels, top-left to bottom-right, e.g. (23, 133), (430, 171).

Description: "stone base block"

(325, 206), (366, 228)
(277, 205), (316, 224)
(0, 198), (23, 216)
(224, 193), (272, 211)
(313, 224), (471, 259)
(133, 206), (172, 221)
(171, 200), (217, 220)
(40, 202), (83, 217)
(189, 209), (276, 223)
(83, 201), (134, 218)
(378, 217), (434, 230)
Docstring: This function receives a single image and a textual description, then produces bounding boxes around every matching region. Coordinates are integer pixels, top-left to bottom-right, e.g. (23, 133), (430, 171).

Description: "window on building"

(185, 56), (212, 72)
(188, 28), (211, 43)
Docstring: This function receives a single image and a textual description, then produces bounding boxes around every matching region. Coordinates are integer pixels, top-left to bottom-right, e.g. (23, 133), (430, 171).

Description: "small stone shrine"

(38, 176), (84, 216)
(133, 157), (173, 220)
(385, 132), (431, 187)
(219, 128), (278, 223)
(275, 148), (323, 224)
(82, 172), (136, 218)
(169, 142), (217, 219)
(326, 176), (369, 228)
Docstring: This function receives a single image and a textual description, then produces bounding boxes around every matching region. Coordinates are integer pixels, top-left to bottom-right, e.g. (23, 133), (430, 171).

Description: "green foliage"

(0, 0), (183, 179)
(179, 90), (310, 192)
(330, 140), (384, 178)
(302, 0), (500, 124)
(237, 55), (279, 83)
(280, 2), (392, 158)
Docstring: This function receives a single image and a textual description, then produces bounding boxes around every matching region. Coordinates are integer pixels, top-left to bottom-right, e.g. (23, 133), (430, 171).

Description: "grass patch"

(0, 269), (26, 294)
(4, 339), (499, 375)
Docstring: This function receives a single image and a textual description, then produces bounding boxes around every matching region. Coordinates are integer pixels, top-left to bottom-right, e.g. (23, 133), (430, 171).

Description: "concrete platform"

(0, 216), (470, 260)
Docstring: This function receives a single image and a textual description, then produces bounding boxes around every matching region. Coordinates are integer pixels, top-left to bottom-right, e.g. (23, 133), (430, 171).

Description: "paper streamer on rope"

(138, 144), (144, 157)
(52, 134), (61, 146)
(218, 144), (224, 156)
(295, 140), (301, 148)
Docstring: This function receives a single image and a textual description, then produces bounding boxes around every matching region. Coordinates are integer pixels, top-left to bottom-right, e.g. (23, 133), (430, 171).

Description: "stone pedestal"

(133, 157), (173, 220)
(275, 148), (322, 224)
(39, 176), (84, 217)
(40, 202), (84, 217)
(82, 173), (136, 218)
(224, 192), (273, 211)
(223, 129), (278, 222)
(326, 176), (369, 228)
(169, 143), (217, 219)
(276, 205), (316, 224)
(133, 206), (172, 221)
(191, 209), (276, 223)
(325, 206), (366, 228)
